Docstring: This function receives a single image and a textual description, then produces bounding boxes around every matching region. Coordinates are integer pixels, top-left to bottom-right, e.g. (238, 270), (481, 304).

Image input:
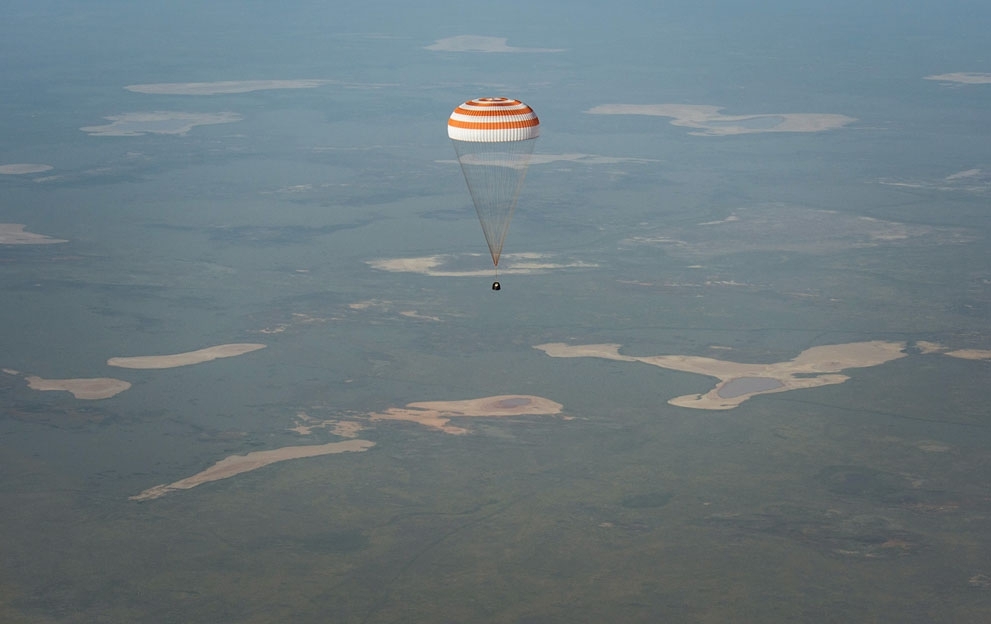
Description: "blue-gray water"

(2, 1), (990, 621)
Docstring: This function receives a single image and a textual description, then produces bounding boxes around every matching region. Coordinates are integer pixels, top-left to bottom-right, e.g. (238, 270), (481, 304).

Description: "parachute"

(448, 97), (539, 268)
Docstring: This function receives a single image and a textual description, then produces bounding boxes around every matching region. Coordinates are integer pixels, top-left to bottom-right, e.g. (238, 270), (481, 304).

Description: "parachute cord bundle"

(449, 97), (539, 273)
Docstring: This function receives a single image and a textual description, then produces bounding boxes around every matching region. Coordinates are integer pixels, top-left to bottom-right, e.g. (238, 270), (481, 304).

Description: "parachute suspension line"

(448, 97), (540, 272)
(451, 138), (536, 267)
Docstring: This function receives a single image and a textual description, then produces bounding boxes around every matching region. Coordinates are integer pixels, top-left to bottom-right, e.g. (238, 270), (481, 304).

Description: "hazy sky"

(2, 1), (991, 622)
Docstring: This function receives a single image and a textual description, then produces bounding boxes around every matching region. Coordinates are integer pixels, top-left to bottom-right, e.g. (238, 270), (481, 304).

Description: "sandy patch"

(369, 395), (564, 435)
(0, 164), (53, 175)
(946, 168), (983, 180)
(699, 215), (741, 226)
(368, 253), (595, 277)
(586, 103), (855, 136)
(107, 343), (266, 369)
(327, 421), (365, 438)
(289, 412), (365, 438)
(903, 342), (991, 361)
(25, 376), (131, 400)
(80, 111), (243, 136)
(535, 341), (907, 410)
(527, 153), (655, 166)
(255, 313), (335, 335)
(436, 153), (655, 167)
(130, 439), (375, 501)
(621, 205), (974, 259)
(425, 35), (563, 53)
(879, 167), (991, 194)
(399, 310), (442, 322)
(125, 79), (332, 95)
(944, 349), (991, 360)
(348, 299), (390, 311)
(915, 441), (951, 453)
(924, 73), (991, 85)
(0, 224), (68, 245)
(347, 300), (443, 322)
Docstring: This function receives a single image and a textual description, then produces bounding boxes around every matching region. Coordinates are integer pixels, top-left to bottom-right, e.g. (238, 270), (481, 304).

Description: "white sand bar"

(535, 341), (907, 410)
(107, 343), (266, 369)
(131, 439), (375, 501)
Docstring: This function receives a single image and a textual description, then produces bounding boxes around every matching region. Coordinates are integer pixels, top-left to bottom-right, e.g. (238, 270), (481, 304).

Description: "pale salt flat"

(124, 79), (332, 95)
(369, 395), (565, 435)
(0, 164), (53, 175)
(25, 376), (131, 400)
(107, 343), (266, 369)
(924, 72), (991, 85)
(0, 224), (68, 245)
(586, 104), (855, 136)
(436, 153), (656, 168)
(130, 440), (375, 501)
(944, 349), (991, 360)
(425, 35), (564, 53)
(367, 253), (595, 277)
(535, 341), (909, 410)
(80, 112), (243, 136)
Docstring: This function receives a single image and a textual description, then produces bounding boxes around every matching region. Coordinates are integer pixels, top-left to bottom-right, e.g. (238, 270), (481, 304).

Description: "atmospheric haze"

(1, 1), (990, 623)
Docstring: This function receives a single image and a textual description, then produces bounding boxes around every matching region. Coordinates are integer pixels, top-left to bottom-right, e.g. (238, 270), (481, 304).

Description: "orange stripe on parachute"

(448, 118), (540, 130)
(454, 106), (535, 117)
(468, 98), (523, 106)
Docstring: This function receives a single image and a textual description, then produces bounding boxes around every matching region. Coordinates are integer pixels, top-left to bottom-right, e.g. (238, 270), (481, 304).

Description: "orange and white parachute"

(448, 97), (540, 143)
(448, 98), (539, 267)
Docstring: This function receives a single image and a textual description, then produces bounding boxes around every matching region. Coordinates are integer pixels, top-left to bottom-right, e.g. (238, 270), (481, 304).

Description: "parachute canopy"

(448, 97), (539, 267)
